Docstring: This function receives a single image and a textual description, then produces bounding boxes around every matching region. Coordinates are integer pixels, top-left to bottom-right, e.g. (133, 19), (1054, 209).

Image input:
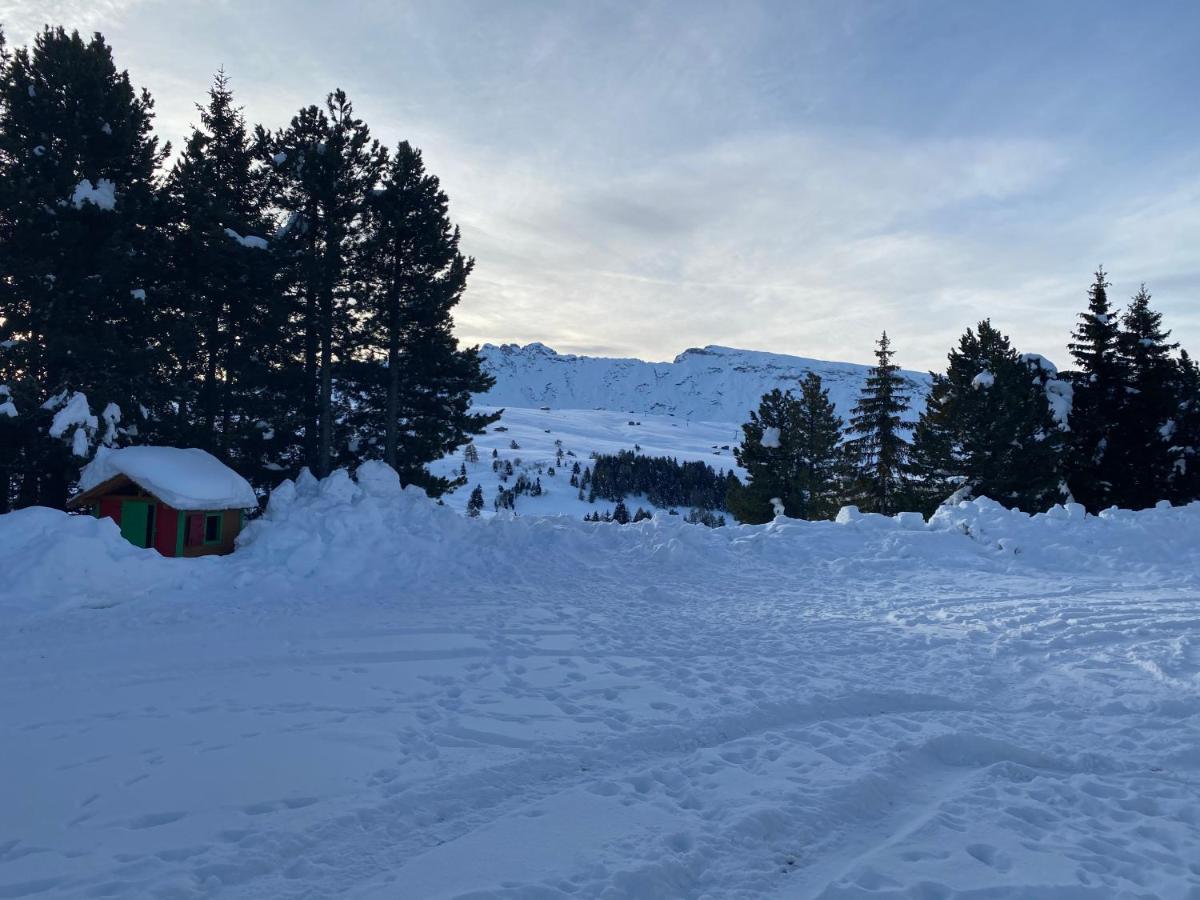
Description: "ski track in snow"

(2, 481), (1200, 898)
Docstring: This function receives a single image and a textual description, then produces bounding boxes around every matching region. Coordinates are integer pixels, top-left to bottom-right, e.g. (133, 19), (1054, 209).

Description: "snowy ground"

(429, 406), (745, 519)
(2, 469), (1200, 899)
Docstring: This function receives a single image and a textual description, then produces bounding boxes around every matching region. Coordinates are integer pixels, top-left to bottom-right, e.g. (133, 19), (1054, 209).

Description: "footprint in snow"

(127, 811), (186, 829)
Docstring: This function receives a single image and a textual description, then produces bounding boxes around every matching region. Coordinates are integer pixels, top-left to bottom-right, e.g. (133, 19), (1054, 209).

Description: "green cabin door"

(120, 500), (155, 549)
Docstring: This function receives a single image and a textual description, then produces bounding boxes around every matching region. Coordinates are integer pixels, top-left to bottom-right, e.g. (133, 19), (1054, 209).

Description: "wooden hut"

(66, 446), (258, 557)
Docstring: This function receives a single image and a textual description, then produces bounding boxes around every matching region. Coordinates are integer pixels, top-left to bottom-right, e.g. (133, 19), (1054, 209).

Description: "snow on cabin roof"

(79, 446), (257, 510)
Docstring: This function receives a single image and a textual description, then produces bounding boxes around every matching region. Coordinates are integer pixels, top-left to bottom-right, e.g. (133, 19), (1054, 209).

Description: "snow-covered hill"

(478, 342), (931, 422)
(440, 343), (931, 520)
(428, 406), (743, 519)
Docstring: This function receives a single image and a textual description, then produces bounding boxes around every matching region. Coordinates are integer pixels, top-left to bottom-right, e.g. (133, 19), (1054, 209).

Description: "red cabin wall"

(98, 496), (123, 525)
(154, 503), (180, 558)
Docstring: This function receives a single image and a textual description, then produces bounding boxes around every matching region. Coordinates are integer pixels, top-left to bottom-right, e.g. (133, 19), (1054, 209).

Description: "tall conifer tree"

(1065, 269), (1128, 510)
(160, 71), (286, 484)
(0, 27), (167, 508)
(728, 376), (845, 523)
(911, 321), (1064, 513)
(1168, 350), (1200, 504)
(845, 332), (914, 514)
(1110, 285), (1178, 508)
(345, 141), (496, 494)
(257, 90), (385, 477)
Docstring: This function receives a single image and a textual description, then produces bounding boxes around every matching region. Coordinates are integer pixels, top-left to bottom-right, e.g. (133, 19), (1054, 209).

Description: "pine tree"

(844, 332), (914, 514)
(727, 375), (844, 524)
(0, 27), (168, 508)
(346, 140), (496, 494)
(1110, 285), (1178, 508)
(1065, 269), (1129, 511)
(612, 498), (630, 524)
(466, 484), (485, 517)
(256, 90), (385, 477)
(910, 321), (1064, 514)
(1167, 350), (1200, 503)
(793, 373), (846, 518)
(159, 71), (286, 485)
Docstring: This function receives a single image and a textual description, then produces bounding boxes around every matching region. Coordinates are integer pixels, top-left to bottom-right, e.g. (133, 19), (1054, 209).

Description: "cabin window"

(204, 513), (222, 544)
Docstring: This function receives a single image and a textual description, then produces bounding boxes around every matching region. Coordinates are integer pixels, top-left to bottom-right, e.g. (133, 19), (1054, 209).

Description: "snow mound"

(7, 468), (1199, 612)
(79, 445), (258, 510)
(0, 506), (175, 610)
(235, 470), (1200, 595)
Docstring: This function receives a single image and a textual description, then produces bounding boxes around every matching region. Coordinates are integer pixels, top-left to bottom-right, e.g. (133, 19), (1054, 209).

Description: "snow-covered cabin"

(66, 447), (257, 557)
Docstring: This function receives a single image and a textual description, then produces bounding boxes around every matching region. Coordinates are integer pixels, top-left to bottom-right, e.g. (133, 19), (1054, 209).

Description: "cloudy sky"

(3, 1), (1198, 369)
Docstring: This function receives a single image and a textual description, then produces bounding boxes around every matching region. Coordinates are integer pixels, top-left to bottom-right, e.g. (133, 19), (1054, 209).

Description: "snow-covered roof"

(78, 446), (257, 510)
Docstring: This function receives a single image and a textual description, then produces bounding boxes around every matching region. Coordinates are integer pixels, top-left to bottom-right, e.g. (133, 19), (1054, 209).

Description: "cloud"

(0, 0), (149, 43)
(443, 129), (1074, 366)
(3, 0), (1198, 370)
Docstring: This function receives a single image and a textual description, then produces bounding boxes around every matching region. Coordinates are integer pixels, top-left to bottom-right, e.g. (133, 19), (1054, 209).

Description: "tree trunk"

(302, 219), (320, 473)
(316, 227), (341, 478)
(384, 247), (402, 470)
(201, 296), (221, 451)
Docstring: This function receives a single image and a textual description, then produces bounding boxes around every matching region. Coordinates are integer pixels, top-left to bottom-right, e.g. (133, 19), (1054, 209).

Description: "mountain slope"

(478, 342), (931, 422)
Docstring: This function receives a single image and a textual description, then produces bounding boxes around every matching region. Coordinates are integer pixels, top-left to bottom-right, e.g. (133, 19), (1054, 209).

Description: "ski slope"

(2, 467), (1199, 899)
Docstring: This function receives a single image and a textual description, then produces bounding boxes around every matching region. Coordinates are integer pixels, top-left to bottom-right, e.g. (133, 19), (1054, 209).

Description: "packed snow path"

(2, 475), (1199, 898)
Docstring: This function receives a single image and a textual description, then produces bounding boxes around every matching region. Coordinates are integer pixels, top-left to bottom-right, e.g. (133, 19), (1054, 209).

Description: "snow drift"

(3, 465), (1200, 899)
(4, 463), (1197, 611)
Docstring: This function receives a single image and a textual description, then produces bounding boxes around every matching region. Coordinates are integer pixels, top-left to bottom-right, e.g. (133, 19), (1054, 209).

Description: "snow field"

(428, 406), (745, 519)
(1, 466), (1199, 898)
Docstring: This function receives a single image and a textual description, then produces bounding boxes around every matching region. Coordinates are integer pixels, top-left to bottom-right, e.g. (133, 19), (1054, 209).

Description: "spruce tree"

(1168, 350), (1200, 504)
(159, 71), (286, 484)
(910, 321), (1064, 514)
(347, 140), (496, 495)
(612, 498), (630, 524)
(1065, 269), (1128, 511)
(1110, 285), (1178, 508)
(256, 90), (385, 477)
(466, 484), (485, 517)
(728, 375), (843, 524)
(844, 332), (914, 514)
(0, 27), (168, 508)
(794, 373), (846, 518)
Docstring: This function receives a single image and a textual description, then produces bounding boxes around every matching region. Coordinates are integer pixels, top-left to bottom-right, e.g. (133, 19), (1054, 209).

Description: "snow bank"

(79, 445), (258, 510)
(6, 466), (1198, 610)
(0, 506), (175, 610)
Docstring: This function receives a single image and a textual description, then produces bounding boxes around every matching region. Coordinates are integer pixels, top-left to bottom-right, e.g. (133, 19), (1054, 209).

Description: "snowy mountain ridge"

(478, 342), (932, 422)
